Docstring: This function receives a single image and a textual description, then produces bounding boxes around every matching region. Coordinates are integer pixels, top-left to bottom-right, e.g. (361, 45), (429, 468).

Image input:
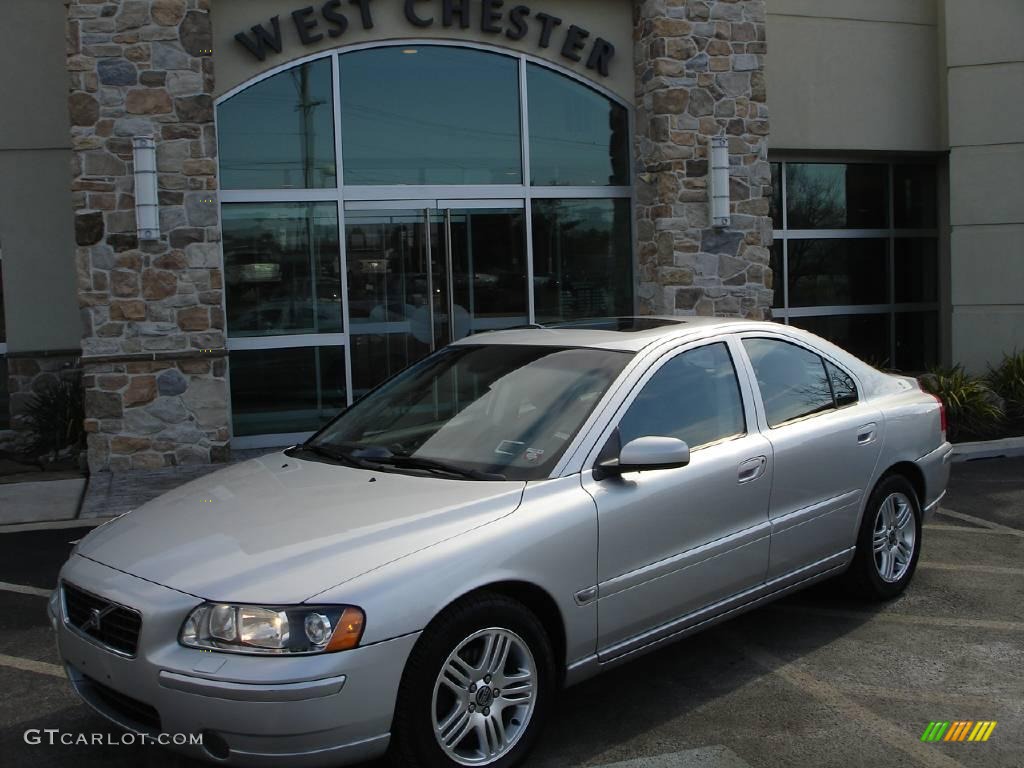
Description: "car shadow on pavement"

(527, 582), (882, 768)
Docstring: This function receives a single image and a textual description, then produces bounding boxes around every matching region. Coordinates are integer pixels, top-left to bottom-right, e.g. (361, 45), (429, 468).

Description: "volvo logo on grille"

(81, 605), (115, 633)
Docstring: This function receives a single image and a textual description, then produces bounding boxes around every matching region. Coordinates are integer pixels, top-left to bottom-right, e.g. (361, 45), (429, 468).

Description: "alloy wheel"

(872, 492), (917, 583)
(431, 627), (537, 765)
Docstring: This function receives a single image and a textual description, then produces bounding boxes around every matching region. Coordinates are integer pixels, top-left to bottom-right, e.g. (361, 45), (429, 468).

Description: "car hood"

(76, 452), (526, 604)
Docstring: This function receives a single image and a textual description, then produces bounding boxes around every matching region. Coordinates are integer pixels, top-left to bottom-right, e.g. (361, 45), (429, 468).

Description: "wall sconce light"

(709, 135), (731, 229)
(132, 136), (160, 241)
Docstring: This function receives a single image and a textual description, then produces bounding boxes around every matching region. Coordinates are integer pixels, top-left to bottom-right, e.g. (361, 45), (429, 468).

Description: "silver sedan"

(51, 317), (952, 767)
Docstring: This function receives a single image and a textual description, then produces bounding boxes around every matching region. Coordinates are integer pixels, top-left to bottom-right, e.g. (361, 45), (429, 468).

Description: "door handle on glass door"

(857, 424), (877, 445)
(738, 456), (767, 484)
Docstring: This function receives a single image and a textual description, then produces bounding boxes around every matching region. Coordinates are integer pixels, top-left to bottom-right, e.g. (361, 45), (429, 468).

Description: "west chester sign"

(234, 0), (617, 77)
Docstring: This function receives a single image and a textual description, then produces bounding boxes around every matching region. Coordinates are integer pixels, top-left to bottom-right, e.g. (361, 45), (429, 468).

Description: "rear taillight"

(929, 393), (947, 438)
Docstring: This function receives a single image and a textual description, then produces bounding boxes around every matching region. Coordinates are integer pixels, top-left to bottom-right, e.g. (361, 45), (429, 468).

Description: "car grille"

(82, 675), (162, 731)
(62, 582), (142, 657)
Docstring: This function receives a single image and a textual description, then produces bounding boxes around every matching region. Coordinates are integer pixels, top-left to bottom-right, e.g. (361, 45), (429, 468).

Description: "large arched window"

(216, 44), (634, 445)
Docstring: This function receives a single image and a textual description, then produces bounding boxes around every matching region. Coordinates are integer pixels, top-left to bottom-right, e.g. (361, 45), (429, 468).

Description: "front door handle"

(857, 423), (878, 445)
(738, 456), (767, 484)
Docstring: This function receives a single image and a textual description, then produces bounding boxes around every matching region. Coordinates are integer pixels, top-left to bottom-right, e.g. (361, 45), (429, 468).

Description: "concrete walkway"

(0, 477), (87, 525)
(78, 448), (280, 518)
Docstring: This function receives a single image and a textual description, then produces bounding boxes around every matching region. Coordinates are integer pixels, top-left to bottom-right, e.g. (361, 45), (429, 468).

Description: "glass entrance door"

(344, 202), (528, 398)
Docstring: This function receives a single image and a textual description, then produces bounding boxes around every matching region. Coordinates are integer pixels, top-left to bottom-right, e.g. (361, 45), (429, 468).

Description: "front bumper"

(52, 554), (419, 766)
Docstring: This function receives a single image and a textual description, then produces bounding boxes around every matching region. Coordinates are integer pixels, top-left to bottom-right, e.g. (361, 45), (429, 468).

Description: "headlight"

(180, 604), (365, 655)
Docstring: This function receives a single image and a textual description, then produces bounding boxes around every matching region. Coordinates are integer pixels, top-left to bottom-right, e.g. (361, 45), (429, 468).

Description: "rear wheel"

(390, 593), (555, 768)
(843, 475), (922, 599)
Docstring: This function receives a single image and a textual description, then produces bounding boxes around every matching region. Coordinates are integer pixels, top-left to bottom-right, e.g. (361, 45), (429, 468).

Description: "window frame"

(215, 40), (636, 449)
(737, 333), (864, 431)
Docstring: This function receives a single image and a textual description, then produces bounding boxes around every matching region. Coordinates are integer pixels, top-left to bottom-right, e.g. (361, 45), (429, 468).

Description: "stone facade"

(634, 0), (774, 318)
(66, 0), (228, 471)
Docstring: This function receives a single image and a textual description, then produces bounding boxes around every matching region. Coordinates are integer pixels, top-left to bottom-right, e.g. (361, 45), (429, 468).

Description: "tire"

(389, 592), (556, 768)
(842, 474), (922, 600)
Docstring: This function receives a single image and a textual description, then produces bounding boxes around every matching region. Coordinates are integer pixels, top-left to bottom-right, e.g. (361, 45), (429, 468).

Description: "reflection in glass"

(527, 64), (629, 186)
(790, 314), (890, 367)
(786, 163), (888, 229)
(0, 357), (8, 430)
(826, 361), (858, 407)
(787, 238), (888, 307)
(620, 343), (745, 449)
(449, 209), (529, 333)
(895, 312), (939, 372)
(532, 199), (633, 323)
(345, 210), (437, 396)
(0, 257), (6, 341)
(895, 239), (938, 304)
(340, 47), (521, 185)
(222, 203), (342, 337)
(312, 345), (632, 481)
(229, 346), (346, 436)
(217, 60), (336, 190)
(770, 241), (784, 308)
(743, 338), (834, 427)
(894, 165), (937, 228)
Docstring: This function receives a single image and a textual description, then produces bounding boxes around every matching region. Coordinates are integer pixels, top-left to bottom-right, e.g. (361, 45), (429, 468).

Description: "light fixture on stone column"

(709, 135), (731, 228)
(132, 136), (160, 241)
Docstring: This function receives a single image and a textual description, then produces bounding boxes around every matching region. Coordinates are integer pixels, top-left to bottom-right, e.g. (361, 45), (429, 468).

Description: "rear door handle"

(738, 456), (767, 484)
(857, 423), (878, 445)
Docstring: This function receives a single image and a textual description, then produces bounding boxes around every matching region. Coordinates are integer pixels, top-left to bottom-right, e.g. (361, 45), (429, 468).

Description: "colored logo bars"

(921, 721), (997, 743)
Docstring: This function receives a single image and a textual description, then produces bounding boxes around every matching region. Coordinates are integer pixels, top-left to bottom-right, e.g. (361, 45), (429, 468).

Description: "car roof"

(454, 316), (752, 352)
(454, 316), (901, 400)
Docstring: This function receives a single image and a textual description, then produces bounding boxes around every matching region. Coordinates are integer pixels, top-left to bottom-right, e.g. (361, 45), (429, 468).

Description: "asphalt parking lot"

(0, 458), (1020, 768)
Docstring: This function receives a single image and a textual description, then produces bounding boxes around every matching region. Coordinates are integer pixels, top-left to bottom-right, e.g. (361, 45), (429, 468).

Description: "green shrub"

(919, 366), (1004, 441)
(988, 350), (1024, 421)
(22, 376), (85, 459)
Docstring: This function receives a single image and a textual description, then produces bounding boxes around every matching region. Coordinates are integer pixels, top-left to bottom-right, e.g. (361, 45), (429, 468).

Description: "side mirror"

(596, 436), (690, 479)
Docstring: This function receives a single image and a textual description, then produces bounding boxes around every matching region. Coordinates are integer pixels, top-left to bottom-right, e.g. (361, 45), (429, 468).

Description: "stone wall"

(634, 0), (774, 318)
(66, 0), (229, 471)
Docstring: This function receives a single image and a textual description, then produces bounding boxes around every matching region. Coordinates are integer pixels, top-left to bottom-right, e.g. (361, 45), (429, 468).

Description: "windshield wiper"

(370, 455), (506, 482)
(288, 444), (382, 471)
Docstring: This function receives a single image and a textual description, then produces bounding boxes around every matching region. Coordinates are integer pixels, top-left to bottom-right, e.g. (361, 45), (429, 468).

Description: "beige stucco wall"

(0, 0), (82, 354)
(765, 0), (943, 151)
(944, 0), (1024, 372)
(211, 0), (635, 103)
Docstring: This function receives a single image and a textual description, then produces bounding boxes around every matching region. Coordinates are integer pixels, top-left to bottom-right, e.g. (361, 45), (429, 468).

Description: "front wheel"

(843, 474), (922, 600)
(389, 593), (555, 768)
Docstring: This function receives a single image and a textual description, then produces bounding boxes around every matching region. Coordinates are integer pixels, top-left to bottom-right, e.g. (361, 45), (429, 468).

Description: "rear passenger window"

(826, 361), (858, 407)
(618, 342), (745, 449)
(743, 338), (835, 427)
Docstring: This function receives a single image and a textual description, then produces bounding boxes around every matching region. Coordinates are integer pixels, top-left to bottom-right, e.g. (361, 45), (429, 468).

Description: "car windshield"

(306, 344), (634, 481)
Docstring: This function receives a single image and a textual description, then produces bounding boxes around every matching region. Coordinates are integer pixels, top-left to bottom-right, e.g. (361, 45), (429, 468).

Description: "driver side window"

(618, 342), (746, 450)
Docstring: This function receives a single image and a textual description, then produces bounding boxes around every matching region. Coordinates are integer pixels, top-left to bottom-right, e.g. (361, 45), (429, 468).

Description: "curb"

(951, 436), (1024, 462)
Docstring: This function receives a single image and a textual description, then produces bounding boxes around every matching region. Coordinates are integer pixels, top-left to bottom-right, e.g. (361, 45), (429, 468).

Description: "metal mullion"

(782, 229), (892, 240)
(333, 52), (355, 406)
(519, 56), (532, 189)
(780, 161), (789, 323)
(526, 198), (536, 325)
(220, 189), (338, 204)
(528, 186), (633, 199)
(227, 334), (348, 352)
(344, 185), (528, 201)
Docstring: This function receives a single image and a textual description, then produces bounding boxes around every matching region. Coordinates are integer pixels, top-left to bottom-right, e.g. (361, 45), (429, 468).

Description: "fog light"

(304, 613), (333, 647)
(201, 729), (231, 760)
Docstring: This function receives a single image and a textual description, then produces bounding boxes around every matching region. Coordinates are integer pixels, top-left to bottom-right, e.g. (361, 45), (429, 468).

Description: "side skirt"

(564, 549), (854, 687)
